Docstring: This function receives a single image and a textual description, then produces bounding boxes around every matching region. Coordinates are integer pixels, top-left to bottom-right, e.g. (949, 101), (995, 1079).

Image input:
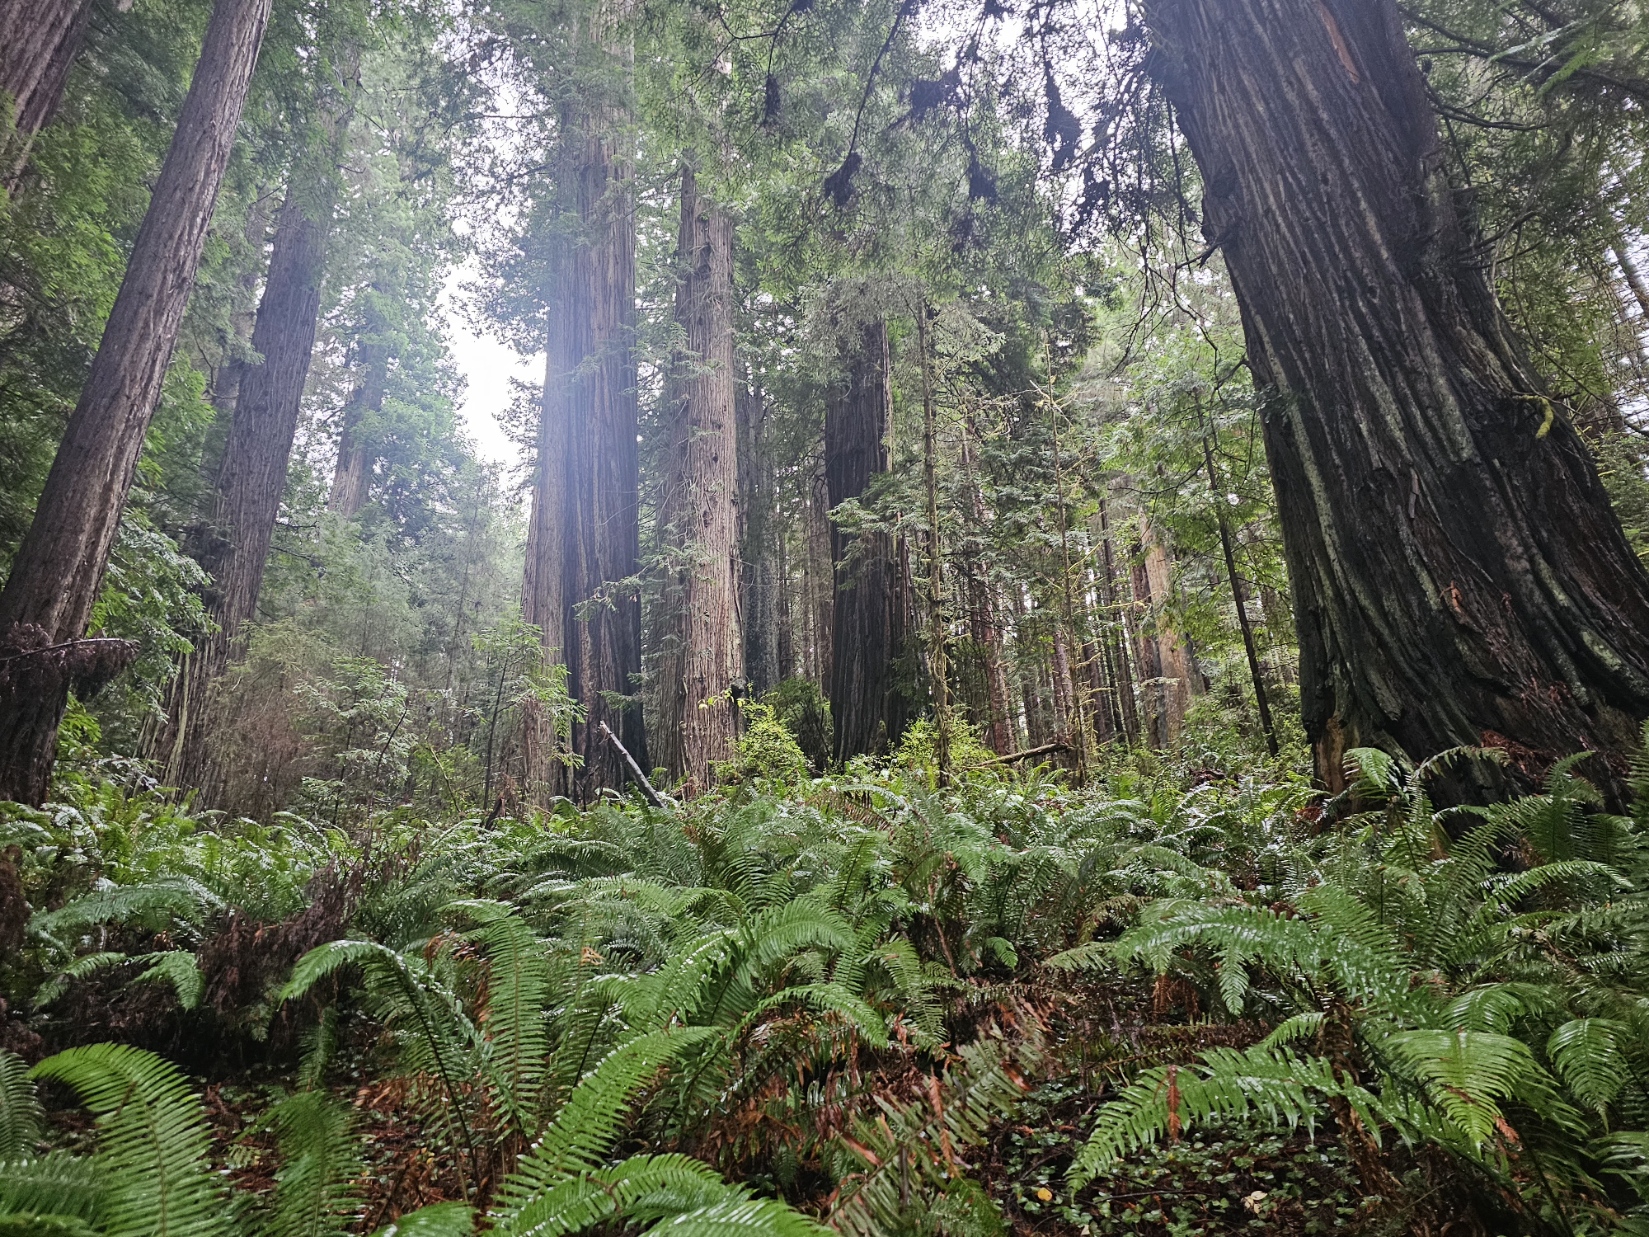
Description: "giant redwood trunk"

(650, 164), (742, 788)
(1145, 0), (1649, 801)
(522, 39), (646, 800)
(826, 320), (911, 762)
(0, 0), (272, 804)
(738, 379), (782, 697)
(0, 0), (92, 187)
(162, 147), (342, 791)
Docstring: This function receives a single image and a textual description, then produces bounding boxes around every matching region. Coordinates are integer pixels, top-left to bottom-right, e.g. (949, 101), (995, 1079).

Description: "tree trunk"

(827, 320), (909, 761)
(737, 376), (781, 695)
(1137, 514), (1197, 744)
(0, 0), (93, 188)
(650, 163), (741, 788)
(0, 0), (272, 805)
(960, 416), (1012, 754)
(807, 468), (833, 686)
(1146, 0), (1649, 801)
(329, 334), (388, 517)
(522, 43), (646, 800)
(163, 135), (343, 791)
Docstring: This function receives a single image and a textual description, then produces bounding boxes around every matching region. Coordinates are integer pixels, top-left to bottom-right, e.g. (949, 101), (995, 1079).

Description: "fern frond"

(493, 1153), (731, 1237)
(30, 1043), (230, 1237)
(30, 878), (223, 943)
(0, 1051), (41, 1160)
(1259, 1011), (1326, 1049)
(647, 1196), (832, 1237)
(0, 1150), (106, 1220)
(1067, 1046), (1374, 1190)
(1042, 942), (1110, 972)
(258, 1090), (363, 1237)
(134, 951), (205, 1010)
(449, 900), (551, 1134)
(496, 1027), (715, 1218)
(1547, 1018), (1630, 1116)
(34, 951), (128, 1007)
(1379, 1029), (1539, 1147)
(367, 1201), (475, 1236)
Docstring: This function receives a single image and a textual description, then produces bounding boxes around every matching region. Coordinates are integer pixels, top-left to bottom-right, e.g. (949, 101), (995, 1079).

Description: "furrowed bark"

(826, 320), (910, 761)
(737, 376), (781, 695)
(650, 163), (741, 788)
(0, 0), (273, 804)
(522, 23), (646, 800)
(0, 0), (93, 189)
(329, 333), (388, 517)
(1146, 0), (1649, 801)
(164, 126), (345, 792)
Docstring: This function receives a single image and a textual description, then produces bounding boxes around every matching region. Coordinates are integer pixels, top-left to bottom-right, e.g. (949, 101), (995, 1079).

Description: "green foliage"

(714, 701), (809, 788)
(30, 1043), (230, 1237)
(257, 1090), (363, 1237)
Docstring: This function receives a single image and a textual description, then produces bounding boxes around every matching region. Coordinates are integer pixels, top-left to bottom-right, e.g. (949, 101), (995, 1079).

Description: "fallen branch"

(598, 720), (668, 811)
(972, 741), (1070, 767)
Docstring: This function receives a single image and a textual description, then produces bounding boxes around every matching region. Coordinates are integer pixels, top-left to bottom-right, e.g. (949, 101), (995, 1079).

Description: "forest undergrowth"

(2, 723), (1647, 1237)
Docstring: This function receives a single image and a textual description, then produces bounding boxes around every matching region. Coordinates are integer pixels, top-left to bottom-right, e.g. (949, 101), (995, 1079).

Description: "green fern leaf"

(30, 1043), (230, 1237)
(0, 1150), (106, 1220)
(647, 1196), (832, 1237)
(367, 1201), (475, 1236)
(258, 1090), (363, 1237)
(0, 1051), (42, 1160)
(1547, 1018), (1629, 1115)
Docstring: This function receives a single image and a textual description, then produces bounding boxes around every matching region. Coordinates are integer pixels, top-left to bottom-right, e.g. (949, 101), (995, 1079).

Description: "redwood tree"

(522, 35), (647, 799)
(650, 164), (742, 787)
(0, 0), (92, 187)
(1144, 0), (1649, 799)
(162, 131), (346, 789)
(826, 319), (911, 761)
(0, 0), (274, 804)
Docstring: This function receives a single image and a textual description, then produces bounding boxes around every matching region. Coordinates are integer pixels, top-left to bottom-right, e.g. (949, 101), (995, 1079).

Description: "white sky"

(441, 263), (539, 468)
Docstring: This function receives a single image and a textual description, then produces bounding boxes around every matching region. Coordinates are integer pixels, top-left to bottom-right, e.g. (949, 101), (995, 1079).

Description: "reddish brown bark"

(1148, 0), (1649, 801)
(650, 164), (742, 787)
(0, 0), (93, 187)
(826, 320), (910, 761)
(0, 0), (273, 804)
(738, 379), (782, 696)
(522, 60), (645, 800)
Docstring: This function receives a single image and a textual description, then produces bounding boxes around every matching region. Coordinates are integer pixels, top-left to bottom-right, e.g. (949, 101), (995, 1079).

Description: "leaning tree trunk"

(0, 0), (272, 805)
(650, 164), (742, 789)
(163, 138), (343, 792)
(522, 40), (646, 801)
(827, 320), (910, 761)
(1145, 0), (1649, 801)
(0, 0), (93, 188)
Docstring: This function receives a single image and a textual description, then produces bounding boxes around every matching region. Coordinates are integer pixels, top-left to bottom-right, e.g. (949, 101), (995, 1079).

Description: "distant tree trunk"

(163, 133), (344, 790)
(960, 417), (1011, 754)
(0, 0), (272, 805)
(1137, 514), (1197, 744)
(0, 0), (93, 188)
(329, 332), (388, 517)
(1129, 546), (1169, 749)
(522, 39), (645, 800)
(737, 376), (781, 695)
(807, 469), (833, 686)
(1092, 498), (1140, 743)
(1147, 0), (1649, 801)
(826, 320), (909, 761)
(650, 163), (741, 788)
